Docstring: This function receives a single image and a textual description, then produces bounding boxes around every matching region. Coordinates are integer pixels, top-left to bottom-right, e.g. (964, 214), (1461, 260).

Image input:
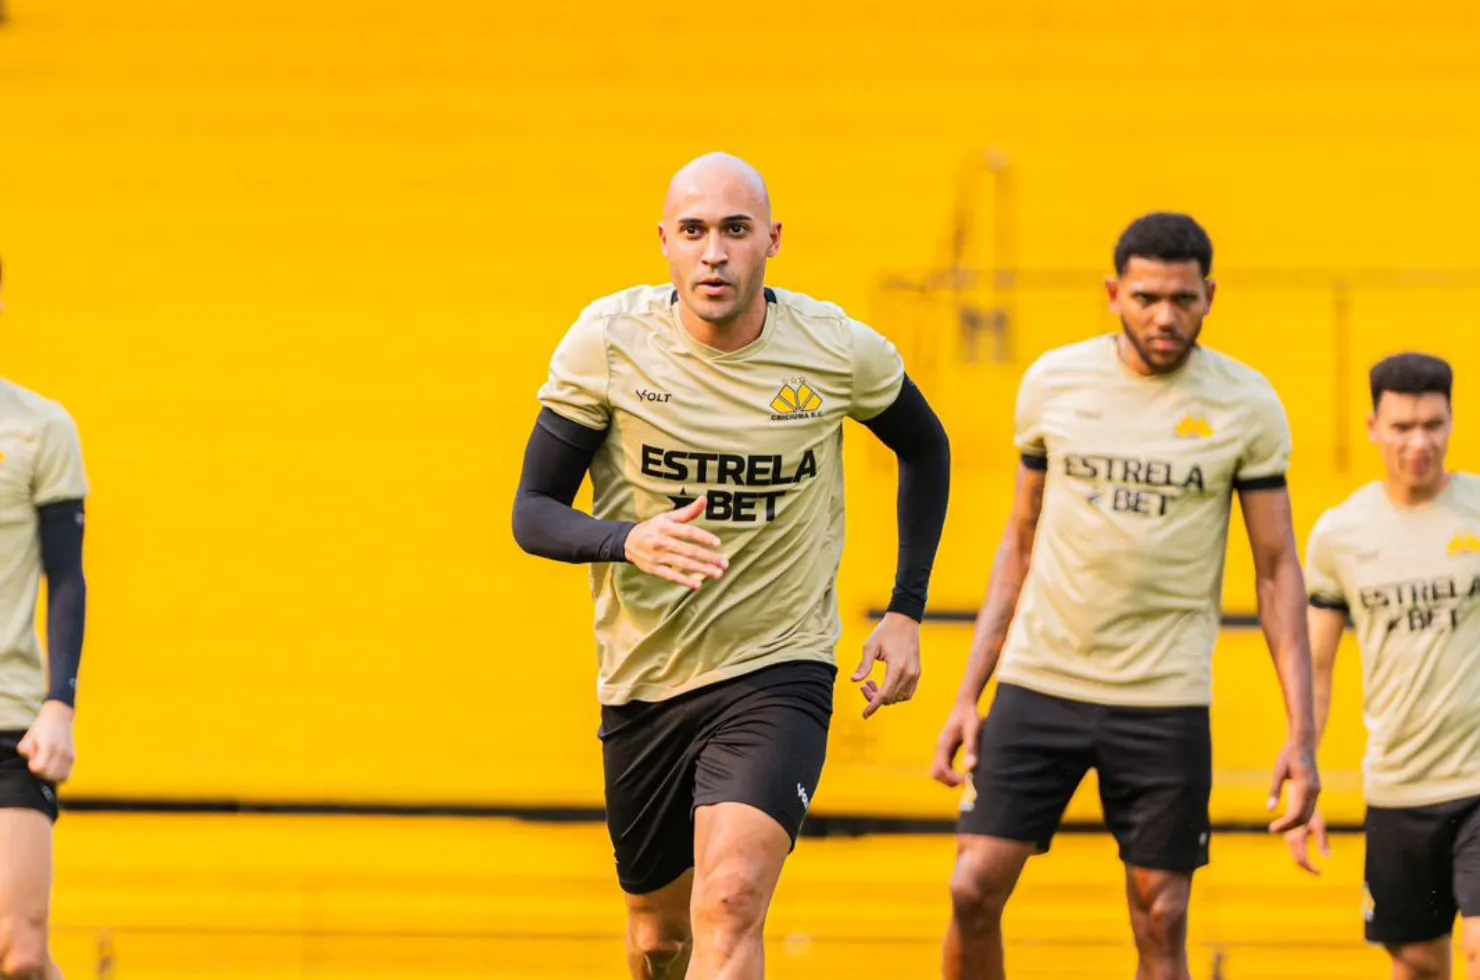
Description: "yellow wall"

(1, 0), (1477, 818)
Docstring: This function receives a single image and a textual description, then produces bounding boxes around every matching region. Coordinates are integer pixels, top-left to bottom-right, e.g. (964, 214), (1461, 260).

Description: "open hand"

(624, 497), (728, 590)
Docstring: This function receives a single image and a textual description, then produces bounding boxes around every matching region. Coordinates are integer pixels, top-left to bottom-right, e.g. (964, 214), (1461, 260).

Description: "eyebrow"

(1128, 286), (1201, 296)
(677, 214), (755, 224)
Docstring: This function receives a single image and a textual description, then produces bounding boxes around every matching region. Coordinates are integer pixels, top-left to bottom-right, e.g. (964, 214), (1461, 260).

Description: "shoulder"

(1020, 336), (1114, 387)
(576, 283), (672, 321)
(1449, 472), (1480, 511)
(1195, 348), (1289, 446)
(768, 286), (904, 381)
(0, 377), (75, 429)
(1312, 482), (1384, 543)
(767, 285), (851, 326)
(567, 284), (671, 338)
(767, 285), (859, 348)
(552, 284), (672, 359)
(1196, 346), (1282, 401)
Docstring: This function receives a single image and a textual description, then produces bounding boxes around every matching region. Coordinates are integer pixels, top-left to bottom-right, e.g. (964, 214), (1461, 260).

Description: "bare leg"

(0, 809), (56, 980)
(1124, 865), (1193, 980)
(687, 802), (791, 980)
(942, 834), (1034, 980)
(624, 869), (693, 979)
(1387, 936), (1450, 980)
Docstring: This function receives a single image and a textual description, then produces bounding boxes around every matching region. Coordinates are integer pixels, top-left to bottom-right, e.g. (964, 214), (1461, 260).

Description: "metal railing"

(869, 149), (1480, 477)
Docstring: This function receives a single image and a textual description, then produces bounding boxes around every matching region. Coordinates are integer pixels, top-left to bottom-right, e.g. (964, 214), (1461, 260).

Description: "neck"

(1384, 470), (1450, 508)
(1115, 332), (1189, 377)
(677, 295), (767, 354)
(1115, 334), (1152, 376)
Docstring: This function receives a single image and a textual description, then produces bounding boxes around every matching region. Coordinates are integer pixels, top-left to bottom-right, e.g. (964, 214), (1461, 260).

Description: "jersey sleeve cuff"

(536, 407), (608, 452)
(886, 592), (926, 623)
(537, 400), (610, 436)
(1020, 452), (1048, 472)
(1233, 473), (1287, 492)
(1309, 595), (1349, 612)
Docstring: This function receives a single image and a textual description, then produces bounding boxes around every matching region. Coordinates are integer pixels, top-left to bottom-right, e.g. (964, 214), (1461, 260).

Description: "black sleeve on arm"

(1234, 473), (1288, 492)
(38, 499), (86, 707)
(1020, 453), (1048, 471)
(512, 409), (635, 564)
(860, 374), (951, 622)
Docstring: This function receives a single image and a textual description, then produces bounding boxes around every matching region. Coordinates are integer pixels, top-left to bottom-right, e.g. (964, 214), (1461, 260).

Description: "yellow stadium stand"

(2, 0), (1478, 817)
(48, 814), (1457, 978)
(4, 0), (1480, 973)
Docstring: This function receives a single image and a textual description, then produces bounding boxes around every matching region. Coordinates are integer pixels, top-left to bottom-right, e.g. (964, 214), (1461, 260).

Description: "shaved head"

(664, 152), (771, 224)
(658, 152), (782, 345)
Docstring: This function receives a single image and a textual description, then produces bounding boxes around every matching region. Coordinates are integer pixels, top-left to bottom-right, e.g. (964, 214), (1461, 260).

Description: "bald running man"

(514, 153), (952, 979)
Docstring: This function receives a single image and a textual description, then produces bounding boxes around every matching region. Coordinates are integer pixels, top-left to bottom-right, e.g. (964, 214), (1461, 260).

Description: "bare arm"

(1286, 604), (1345, 872)
(1241, 486), (1321, 831)
(1307, 605), (1346, 750)
(932, 462), (1044, 785)
(957, 463), (1045, 705)
(1241, 487), (1317, 745)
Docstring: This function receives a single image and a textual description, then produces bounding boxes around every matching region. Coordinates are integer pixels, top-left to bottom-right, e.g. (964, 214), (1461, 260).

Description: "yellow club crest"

(1175, 414), (1214, 439)
(770, 377), (823, 417)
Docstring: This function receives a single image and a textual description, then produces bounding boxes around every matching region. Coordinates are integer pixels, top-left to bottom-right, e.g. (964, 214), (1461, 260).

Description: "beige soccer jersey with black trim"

(997, 335), (1293, 708)
(0, 380), (88, 729)
(538, 285), (904, 705)
(1307, 475), (1480, 808)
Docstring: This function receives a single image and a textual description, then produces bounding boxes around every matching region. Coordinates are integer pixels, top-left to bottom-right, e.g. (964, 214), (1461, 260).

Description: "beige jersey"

(0, 380), (88, 729)
(1306, 475), (1480, 808)
(997, 335), (1292, 708)
(537, 285), (905, 705)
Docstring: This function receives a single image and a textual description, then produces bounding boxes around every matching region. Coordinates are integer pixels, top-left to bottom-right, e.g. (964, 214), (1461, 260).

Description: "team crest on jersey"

(1447, 530), (1480, 557)
(770, 376), (824, 422)
(1174, 414), (1214, 439)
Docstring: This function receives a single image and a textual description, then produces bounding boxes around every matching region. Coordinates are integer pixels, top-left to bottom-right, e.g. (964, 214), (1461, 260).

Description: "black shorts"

(1363, 794), (1480, 946)
(0, 731), (58, 822)
(959, 682), (1212, 874)
(598, 659), (834, 896)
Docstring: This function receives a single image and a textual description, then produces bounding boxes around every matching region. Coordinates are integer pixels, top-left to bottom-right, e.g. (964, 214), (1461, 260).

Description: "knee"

(0, 946), (46, 980)
(1130, 887), (1189, 945)
(949, 855), (1010, 930)
(1391, 941), (1449, 980)
(629, 914), (690, 971)
(0, 920), (48, 980)
(1464, 931), (1480, 971)
(693, 867), (768, 938)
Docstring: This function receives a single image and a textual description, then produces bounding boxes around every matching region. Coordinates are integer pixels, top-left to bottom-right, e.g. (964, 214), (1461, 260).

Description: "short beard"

(1120, 317), (1201, 374)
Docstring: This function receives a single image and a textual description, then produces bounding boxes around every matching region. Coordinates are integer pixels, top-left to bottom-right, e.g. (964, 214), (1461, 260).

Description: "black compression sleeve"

(860, 375), (951, 622)
(512, 409), (635, 564)
(38, 499), (86, 707)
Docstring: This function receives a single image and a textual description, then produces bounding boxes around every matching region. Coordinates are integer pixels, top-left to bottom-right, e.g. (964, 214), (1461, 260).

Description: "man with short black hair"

(1292, 351), (1480, 980)
(934, 212), (1320, 980)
